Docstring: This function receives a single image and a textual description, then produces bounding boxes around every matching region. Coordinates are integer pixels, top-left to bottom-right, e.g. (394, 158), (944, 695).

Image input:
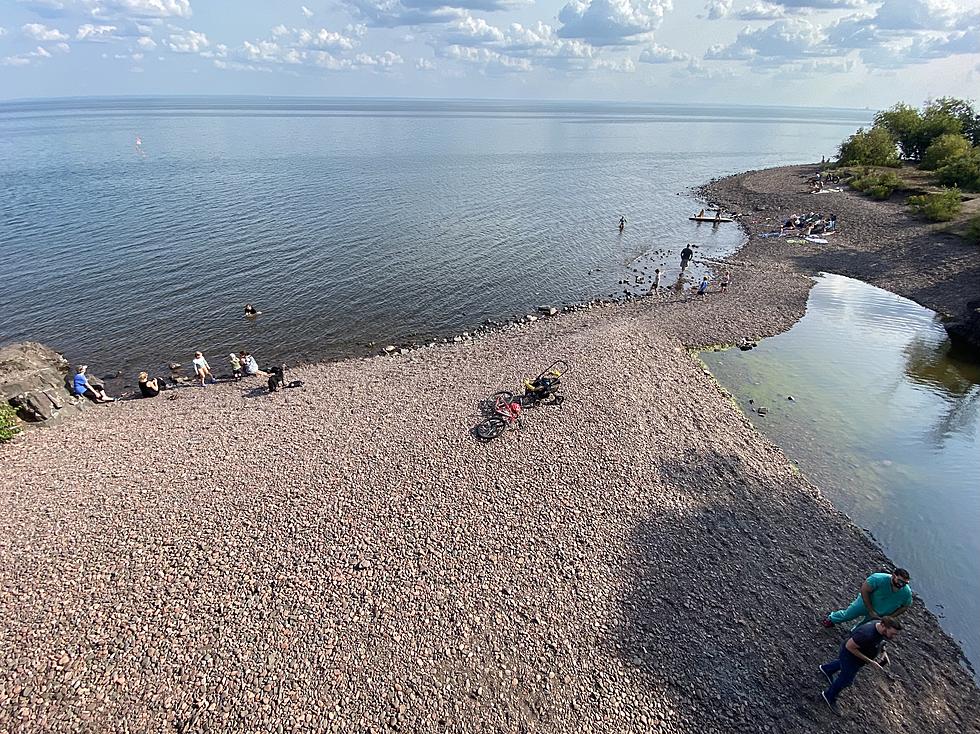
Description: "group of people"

(782, 211), (837, 236)
(808, 170), (843, 192)
(191, 350), (262, 386)
(819, 568), (913, 711)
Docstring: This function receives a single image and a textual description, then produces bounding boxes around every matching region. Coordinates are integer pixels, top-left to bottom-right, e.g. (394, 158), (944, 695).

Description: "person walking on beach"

(819, 616), (902, 711)
(720, 270), (731, 293)
(697, 276), (710, 299)
(652, 268), (663, 295)
(680, 245), (694, 270)
(822, 569), (912, 628)
(192, 351), (212, 386)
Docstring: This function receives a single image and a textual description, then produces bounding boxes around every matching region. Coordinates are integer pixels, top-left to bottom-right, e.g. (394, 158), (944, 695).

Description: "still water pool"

(701, 273), (980, 670)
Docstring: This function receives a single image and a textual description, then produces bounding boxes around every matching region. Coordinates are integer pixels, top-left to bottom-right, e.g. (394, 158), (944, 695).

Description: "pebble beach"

(2, 165), (979, 733)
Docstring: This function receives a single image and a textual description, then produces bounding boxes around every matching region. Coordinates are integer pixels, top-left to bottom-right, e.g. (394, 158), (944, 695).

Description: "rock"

(383, 346), (397, 354)
(168, 363), (182, 370)
(538, 306), (558, 316)
(756, 406), (768, 416)
(525, 315), (537, 323)
(0, 342), (79, 427)
(786, 396), (794, 401)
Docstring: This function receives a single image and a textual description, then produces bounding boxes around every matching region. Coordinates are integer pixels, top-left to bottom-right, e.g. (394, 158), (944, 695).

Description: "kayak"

(689, 216), (733, 223)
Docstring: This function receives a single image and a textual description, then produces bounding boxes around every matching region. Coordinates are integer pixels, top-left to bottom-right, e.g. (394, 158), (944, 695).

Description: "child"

(652, 268), (662, 294)
(192, 351), (212, 386)
(721, 270), (731, 293)
(229, 353), (242, 380)
(697, 276), (710, 298)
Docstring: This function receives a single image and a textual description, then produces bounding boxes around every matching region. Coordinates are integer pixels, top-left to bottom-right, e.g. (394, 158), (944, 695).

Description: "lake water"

(702, 274), (980, 672)
(0, 97), (870, 374)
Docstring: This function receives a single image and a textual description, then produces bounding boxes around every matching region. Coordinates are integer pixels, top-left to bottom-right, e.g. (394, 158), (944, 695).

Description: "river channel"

(701, 273), (980, 671)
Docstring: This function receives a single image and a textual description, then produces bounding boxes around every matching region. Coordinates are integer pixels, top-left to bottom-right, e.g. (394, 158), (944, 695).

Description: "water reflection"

(701, 273), (980, 671)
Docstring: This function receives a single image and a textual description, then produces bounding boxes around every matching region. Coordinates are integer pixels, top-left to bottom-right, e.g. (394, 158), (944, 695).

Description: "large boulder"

(946, 298), (980, 354)
(0, 342), (84, 428)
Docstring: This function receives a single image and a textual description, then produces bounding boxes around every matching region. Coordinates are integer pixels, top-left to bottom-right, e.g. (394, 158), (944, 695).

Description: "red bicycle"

(474, 391), (523, 441)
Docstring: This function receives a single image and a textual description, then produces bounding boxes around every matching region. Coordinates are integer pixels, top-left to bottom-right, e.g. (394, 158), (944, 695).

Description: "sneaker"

(821, 617), (834, 628)
(819, 665), (834, 685)
(821, 691), (837, 713)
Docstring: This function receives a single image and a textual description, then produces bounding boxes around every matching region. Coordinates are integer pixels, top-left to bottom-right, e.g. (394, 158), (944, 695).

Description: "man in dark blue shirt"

(819, 616), (902, 711)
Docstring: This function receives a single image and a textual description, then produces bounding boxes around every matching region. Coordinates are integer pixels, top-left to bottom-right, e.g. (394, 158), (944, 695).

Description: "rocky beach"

(2, 164), (979, 733)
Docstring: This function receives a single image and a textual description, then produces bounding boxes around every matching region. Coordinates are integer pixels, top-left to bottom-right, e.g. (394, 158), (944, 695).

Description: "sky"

(0, 0), (978, 106)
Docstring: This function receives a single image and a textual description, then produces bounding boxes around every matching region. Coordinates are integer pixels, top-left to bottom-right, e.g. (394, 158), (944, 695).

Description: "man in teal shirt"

(823, 569), (912, 628)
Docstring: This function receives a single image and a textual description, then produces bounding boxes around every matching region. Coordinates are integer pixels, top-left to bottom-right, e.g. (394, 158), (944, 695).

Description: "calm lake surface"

(0, 97), (869, 374)
(702, 274), (980, 671)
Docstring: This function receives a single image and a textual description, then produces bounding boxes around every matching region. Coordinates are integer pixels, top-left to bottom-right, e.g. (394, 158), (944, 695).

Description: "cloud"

(736, 2), (791, 20)
(137, 34), (156, 48)
(416, 57), (436, 69)
(872, 0), (960, 31)
(22, 22), (70, 40)
(339, 0), (523, 28)
(301, 5), (313, 17)
(557, 0), (673, 46)
(15, 0), (69, 17)
(87, 0), (192, 18)
(638, 42), (689, 62)
(165, 29), (208, 52)
(859, 28), (980, 68)
(75, 23), (117, 40)
(703, 0), (732, 19)
(1, 42), (69, 66)
(704, 17), (833, 65)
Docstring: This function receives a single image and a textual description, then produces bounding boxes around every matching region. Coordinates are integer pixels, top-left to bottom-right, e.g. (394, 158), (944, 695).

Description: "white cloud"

(76, 23), (117, 40)
(88, 0), (192, 18)
(416, 57), (436, 69)
(873, 0), (960, 31)
(340, 0), (524, 28)
(704, 0), (732, 20)
(166, 29), (208, 52)
(301, 4), (313, 17)
(557, 0), (673, 46)
(736, 2), (790, 21)
(22, 22), (70, 41)
(638, 42), (689, 62)
(1, 44), (63, 66)
(137, 34), (156, 48)
(704, 17), (833, 65)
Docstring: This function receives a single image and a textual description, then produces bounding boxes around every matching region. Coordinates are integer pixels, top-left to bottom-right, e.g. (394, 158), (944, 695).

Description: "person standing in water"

(652, 268), (663, 295)
(680, 245), (694, 270)
(619, 216), (626, 232)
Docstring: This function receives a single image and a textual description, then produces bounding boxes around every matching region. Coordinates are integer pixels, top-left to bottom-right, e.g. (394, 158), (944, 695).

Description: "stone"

(756, 407), (768, 416)
(538, 306), (558, 316)
(383, 346), (397, 354)
(0, 342), (78, 427)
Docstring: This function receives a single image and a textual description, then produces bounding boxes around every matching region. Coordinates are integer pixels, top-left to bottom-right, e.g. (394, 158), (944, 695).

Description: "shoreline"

(2, 163), (979, 733)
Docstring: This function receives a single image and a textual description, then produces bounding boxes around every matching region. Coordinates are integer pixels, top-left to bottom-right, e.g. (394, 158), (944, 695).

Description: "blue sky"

(1, 0), (978, 105)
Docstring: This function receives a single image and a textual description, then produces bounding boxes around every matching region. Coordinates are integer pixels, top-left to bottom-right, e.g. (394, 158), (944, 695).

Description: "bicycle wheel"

(474, 416), (506, 441)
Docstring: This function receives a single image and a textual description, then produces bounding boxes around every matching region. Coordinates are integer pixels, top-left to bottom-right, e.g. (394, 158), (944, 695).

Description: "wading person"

(652, 268), (663, 294)
(680, 244), (694, 270)
(819, 616), (901, 711)
(822, 569), (912, 628)
(192, 351), (212, 386)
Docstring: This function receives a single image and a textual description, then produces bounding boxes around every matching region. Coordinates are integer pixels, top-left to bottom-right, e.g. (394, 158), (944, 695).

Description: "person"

(697, 276), (710, 298)
(819, 616), (902, 711)
(72, 365), (114, 403)
(720, 270), (731, 293)
(240, 351), (261, 376)
(138, 371), (164, 398)
(229, 353), (243, 380)
(192, 351), (212, 386)
(696, 208), (705, 218)
(652, 268), (663, 294)
(714, 209), (722, 221)
(822, 569), (912, 628)
(618, 216), (626, 232)
(244, 303), (261, 317)
(680, 245), (694, 270)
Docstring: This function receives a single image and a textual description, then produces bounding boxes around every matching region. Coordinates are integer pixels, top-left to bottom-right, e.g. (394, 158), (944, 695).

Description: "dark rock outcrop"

(946, 298), (980, 354)
(0, 342), (84, 428)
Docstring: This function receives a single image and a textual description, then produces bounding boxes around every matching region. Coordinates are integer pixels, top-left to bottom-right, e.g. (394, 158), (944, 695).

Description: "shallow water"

(0, 97), (869, 376)
(702, 274), (980, 670)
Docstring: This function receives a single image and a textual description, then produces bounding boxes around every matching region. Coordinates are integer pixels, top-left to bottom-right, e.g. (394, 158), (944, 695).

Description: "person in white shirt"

(192, 351), (212, 386)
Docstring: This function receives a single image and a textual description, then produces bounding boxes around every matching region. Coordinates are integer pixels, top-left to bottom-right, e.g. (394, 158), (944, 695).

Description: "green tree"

(928, 97), (980, 147)
(921, 133), (974, 171)
(874, 103), (921, 159)
(837, 126), (900, 167)
(936, 149), (980, 191)
(911, 104), (963, 160)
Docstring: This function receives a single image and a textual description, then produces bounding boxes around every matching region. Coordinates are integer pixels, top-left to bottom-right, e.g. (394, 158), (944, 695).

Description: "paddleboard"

(689, 216), (733, 223)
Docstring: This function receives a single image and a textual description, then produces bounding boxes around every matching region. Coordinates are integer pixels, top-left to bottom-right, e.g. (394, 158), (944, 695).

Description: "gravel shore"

(3, 165), (979, 733)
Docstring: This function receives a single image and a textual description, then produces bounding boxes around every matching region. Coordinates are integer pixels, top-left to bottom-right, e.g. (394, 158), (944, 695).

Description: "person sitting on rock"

(138, 371), (164, 398)
(239, 351), (262, 376)
(72, 365), (114, 403)
(822, 569), (912, 629)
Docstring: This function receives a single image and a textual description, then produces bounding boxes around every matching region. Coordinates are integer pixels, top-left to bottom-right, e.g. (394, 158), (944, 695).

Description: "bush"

(837, 126), (901, 167)
(0, 403), (20, 443)
(850, 171), (904, 199)
(907, 188), (963, 222)
(936, 149), (980, 192)
(967, 215), (980, 245)
(921, 133), (973, 171)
